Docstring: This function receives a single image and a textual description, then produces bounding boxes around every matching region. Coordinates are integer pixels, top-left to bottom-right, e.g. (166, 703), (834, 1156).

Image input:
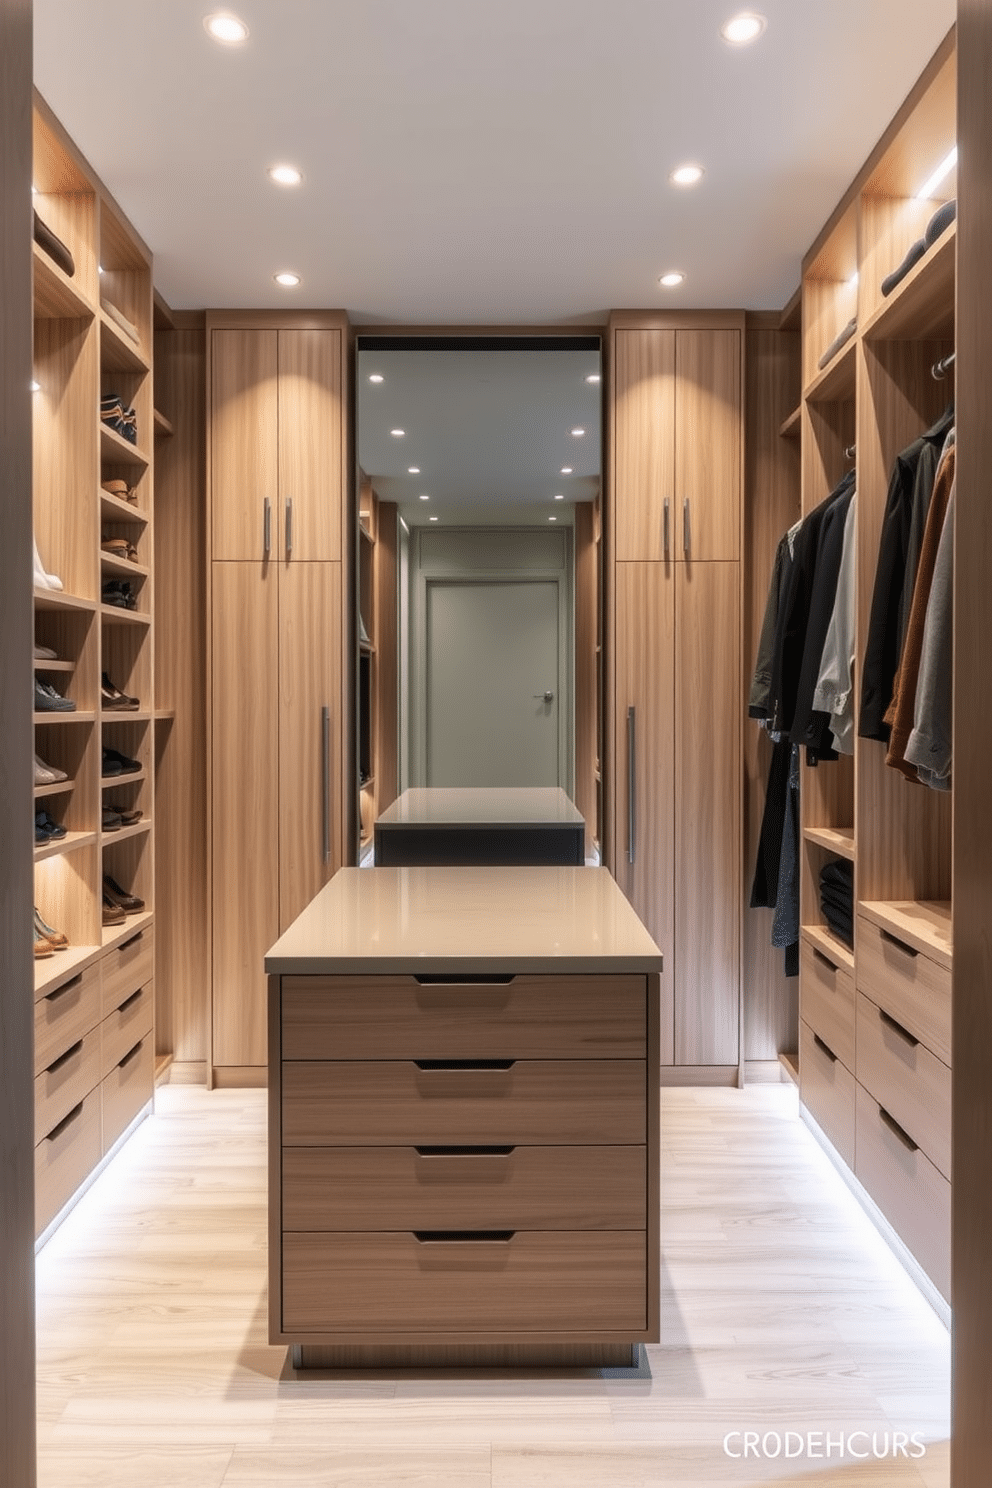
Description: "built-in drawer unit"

(799, 1018), (855, 1168)
(101, 981), (154, 1079)
(281, 974), (646, 1060)
(281, 1230), (647, 1334)
(282, 1144), (647, 1232)
(854, 1083), (950, 1300)
(102, 1032), (154, 1153)
(102, 924), (154, 1017)
(856, 914), (950, 1065)
(281, 1059), (646, 1147)
(856, 991), (951, 1181)
(34, 1025), (103, 1143)
(34, 961), (102, 1077)
(800, 935), (855, 1071)
(35, 1084), (103, 1235)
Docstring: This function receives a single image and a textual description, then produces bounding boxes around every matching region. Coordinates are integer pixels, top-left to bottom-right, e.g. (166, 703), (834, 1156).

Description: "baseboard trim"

(211, 1065), (268, 1089)
(660, 1065), (738, 1087)
(293, 1341), (643, 1371)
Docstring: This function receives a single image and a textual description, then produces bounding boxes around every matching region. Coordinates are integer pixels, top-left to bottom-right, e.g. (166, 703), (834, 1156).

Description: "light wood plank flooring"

(35, 1083), (950, 1487)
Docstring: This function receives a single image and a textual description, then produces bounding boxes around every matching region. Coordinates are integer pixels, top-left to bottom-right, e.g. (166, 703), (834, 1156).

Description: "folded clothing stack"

(33, 210), (75, 278)
(881, 198), (957, 297)
(102, 578), (138, 609)
(819, 858), (854, 949)
(100, 392), (138, 444)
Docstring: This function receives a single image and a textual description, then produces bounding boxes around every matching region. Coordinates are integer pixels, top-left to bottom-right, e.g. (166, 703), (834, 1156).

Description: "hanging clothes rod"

(932, 350), (956, 380)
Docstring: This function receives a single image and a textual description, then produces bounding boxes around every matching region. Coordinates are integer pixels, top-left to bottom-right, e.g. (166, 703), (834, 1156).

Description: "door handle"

(285, 496), (293, 556)
(533, 690), (554, 703)
(663, 497), (670, 556)
(627, 705), (636, 865)
(321, 705), (331, 864)
(683, 497), (691, 557)
(263, 497), (272, 557)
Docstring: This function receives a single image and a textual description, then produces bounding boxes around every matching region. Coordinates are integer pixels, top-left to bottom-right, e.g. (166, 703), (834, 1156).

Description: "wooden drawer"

(854, 1082), (950, 1300)
(281, 1230), (646, 1334)
(281, 1060), (645, 1146)
(102, 924), (154, 1016)
(102, 1032), (154, 1154)
(282, 1144), (646, 1231)
(35, 1024), (102, 1143)
(799, 1019), (855, 1168)
(856, 993), (951, 1180)
(281, 974), (646, 1060)
(101, 981), (154, 1079)
(34, 961), (102, 1078)
(34, 1084), (102, 1236)
(856, 915), (950, 1064)
(800, 937), (855, 1071)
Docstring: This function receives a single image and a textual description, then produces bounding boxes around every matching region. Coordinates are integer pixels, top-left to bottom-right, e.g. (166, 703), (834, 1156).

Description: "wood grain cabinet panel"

(277, 329), (342, 561)
(101, 924), (154, 1015)
(282, 1144), (646, 1232)
(34, 962), (102, 1078)
(675, 329), (742, 561)
(34, 1025), (102, 1143)
(800, 935), (856, 1072)
(799, 1018), (855, 1168)
(613, 329), (675, 561)
(856, 991), (951, 1179)
(282, 1060), (646, 1146)
(210, 328), (279, 561)
(35, 1085), (102, 1235)
(102, 1033), (154, 1153)
(282, 1230), (647, 1334)
(281, 974), (646, 1060)
(856, 914), (951, 1064)
(101, 981), (154, 1079)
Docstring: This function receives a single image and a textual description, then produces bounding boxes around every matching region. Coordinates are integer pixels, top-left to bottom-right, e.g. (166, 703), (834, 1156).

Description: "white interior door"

(425, 579), (562, 787)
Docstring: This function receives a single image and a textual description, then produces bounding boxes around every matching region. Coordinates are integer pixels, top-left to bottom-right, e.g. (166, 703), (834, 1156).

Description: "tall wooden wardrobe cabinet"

(206, 314), (351, 1082)
(609, 314), (744, 1075)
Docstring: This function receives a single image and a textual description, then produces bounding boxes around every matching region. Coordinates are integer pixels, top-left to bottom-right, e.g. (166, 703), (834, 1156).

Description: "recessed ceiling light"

(670, 164), (704, 187)
(554, 494), (564, 501)
(721, 12), (766, 45)
(916, 145), (958, 200)
(429, 516), (439, 522)
(408, 466), (420, 474)
(368, 373), (384, 384)
(419, 494), (430, 501)
(30, 380), (41, 393)
(274, 271), (301, 287)
(571, 427), (586, 438)
(561, 466), (573, 474)
(549, 516), (558, 523)
(585, 373), (601, 384)
(659, 271), (685, 288)
(268, 164), (302, 187)
(204, 12), (249, 44)
(390, 429), (405, 438)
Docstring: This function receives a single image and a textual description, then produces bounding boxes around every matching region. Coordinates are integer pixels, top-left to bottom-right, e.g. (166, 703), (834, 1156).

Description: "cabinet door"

(210, 330), (279, 561)
(278, 329), (343, 562)
(674, 561), (740, 1064)
(675, 330), (741, 562)
(613, 330), (676, 561)
(211, 561), (279, 1067)
(279, 561), (342, 930)
(615, 562), (675, 1063)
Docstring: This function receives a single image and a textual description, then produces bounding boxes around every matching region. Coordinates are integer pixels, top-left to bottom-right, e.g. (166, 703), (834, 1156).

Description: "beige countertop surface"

(265, 866), (662, 975)
(375, 787), (585, 829)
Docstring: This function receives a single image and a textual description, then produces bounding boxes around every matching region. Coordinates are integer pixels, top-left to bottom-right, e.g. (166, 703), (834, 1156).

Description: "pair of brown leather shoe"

(35, 906), (69, 953)
(103, 873), (144, 916)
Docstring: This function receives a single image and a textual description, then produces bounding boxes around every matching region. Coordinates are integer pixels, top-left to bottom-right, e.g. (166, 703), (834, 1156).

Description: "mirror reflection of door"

(356, 336), (602, 857)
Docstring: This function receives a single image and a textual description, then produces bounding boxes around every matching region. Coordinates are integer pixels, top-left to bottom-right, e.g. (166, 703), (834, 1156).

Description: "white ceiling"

(33, 0), (956, 324)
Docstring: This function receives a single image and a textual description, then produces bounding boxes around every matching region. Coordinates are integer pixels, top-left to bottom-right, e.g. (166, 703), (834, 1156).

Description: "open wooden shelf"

(858, 899), (952, 970)
(33, 588), (97, 614)
(32, 241), (96, 320)
(101, 818), (152, 847)
(100, 605), (151, 626)
(99, 308), (149, 374)
(861, 224), (956, 344)
(34, 828), (98, 863)
(801, 923), (855, 973)
(99, 552), (150, 580)
(804, 825), (856, 860)
(35, 779), (75, 800)
(804, 337), (857, 403)
(99, 488), (149, 525)
(100, 423), (150, 469)
(779, 405), (802, 439)
(101, 909), (154, 953)
(153, 408), (174, 439)
(34, 710), (96, 724)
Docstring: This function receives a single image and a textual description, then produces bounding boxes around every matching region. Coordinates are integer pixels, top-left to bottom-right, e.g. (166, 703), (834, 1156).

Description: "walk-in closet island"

(265, 864), (661, 1368)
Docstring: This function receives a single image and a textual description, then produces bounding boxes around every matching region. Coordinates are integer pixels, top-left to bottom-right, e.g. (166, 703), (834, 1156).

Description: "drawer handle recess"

(414, 1230), (514, 1243)
(415, 1145), (515, 1157)
(45, 1101), (84, 1142)
(880, 929), (918, 959)
(118, 1040), (143, 1069)
(47, 1040), (83, 1074)
(414, 1059), (515, 1071)
(878, 1105), (918, 1153)
(812, 947), (838, 975)
(414, 975), (514, 986)
(46, 972), (83, 1002)
(119, 930), (144, 952)
(879, 1008), (919, 1048)
(813, 1033), (837, 1064)
(117, 988), (143, 1014)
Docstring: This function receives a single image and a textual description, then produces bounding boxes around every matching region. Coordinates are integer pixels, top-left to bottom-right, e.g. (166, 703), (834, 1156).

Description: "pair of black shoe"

(102, 747), (141, 777)
(103, 579), (137, 609)
(35, 810), (67, 843)
(100, 393), (137, 444)
(102, 671), (139, 711)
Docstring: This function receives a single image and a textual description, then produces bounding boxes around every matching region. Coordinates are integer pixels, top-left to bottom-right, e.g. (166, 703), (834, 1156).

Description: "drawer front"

(282, 1230), (646, 1334)
(856, 916), (950, 1063)
(102, 925), (154, 1017)
(856, 993), (951, 1180)
(282, 1060), (645, 1146)
(102, 1033), (154, 1154)
(281, 975), (646, 1060)
(101, 981), (154, 1079)
(800, 938), (855, 1071)
(799, 1019), (855, 1168)
(35, 1084), (102, 1236)
(34, 961), (102, 1077)
(35, 1024), (102, 1142)
(282, 1144), (646, 1231)
(854, 1082), (950, 1300)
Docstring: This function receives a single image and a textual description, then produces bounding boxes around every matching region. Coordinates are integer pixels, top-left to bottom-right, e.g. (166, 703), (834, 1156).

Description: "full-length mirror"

(355, 335), (603, 863)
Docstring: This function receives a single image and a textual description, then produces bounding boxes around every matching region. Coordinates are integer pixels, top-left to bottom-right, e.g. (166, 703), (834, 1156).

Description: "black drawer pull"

(46, 972), (83, 1001)
(879, 1008), (919, 1048)
(117, 988), (143, 1014)
(413, 975), (514, 986)
(880, 929), (918, 959)
(118, 1040), (143, 1069)
(878, 1105), (918, 1153)
(45, 1102), (83, 1142)
(47, 1040), (83, 1074)
(812, 947), (838, 975)
(415, 1145), (515, 1156)
(119, 930), (144, 952)
(414, 1230), (514, 1243)
(414, 1059), (515, 1071)
(813, 1033), (837, 1063)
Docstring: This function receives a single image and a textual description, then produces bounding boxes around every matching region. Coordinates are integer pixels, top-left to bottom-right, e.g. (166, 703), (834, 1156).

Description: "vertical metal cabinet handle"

(285, 497), (294, 556)
(263, 497), (272, 557)
(663, 498), (670, 556)
(321, 706), (331, 864)
(683, 497), (691, 556)
(627, 705), (636, 865)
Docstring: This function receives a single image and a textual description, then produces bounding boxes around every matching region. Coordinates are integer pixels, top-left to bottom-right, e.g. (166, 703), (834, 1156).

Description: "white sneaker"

(34, 642), (59, 660)
(34, 752), (67, 785)
(33, 535), (63, 592)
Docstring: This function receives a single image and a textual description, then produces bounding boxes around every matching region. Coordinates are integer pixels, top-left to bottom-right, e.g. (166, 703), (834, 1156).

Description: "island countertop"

(264, 865), (662, 976)
(375, 786), (584, 829)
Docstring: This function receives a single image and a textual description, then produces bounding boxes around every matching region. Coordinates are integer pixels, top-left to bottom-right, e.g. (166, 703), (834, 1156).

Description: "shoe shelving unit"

(31, 96), (157, 1241)
(794, 31), (955, 1302)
